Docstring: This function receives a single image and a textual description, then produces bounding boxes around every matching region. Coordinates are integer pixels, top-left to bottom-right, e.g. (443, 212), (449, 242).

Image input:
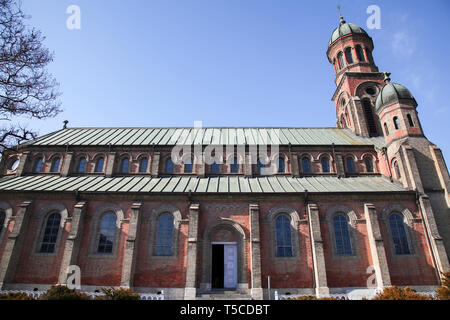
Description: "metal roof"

(22, 127), (386, 148)
(0, 175), (406, 194)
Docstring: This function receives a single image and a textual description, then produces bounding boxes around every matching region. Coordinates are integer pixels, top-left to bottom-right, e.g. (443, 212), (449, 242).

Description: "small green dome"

(329, 21), (368, 45)
(375, 82), (416, 110)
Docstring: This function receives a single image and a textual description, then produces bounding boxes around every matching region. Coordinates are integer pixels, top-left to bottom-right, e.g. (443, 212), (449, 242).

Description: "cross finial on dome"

(383, 72), (391, 83)
(338, 5), (346, 25)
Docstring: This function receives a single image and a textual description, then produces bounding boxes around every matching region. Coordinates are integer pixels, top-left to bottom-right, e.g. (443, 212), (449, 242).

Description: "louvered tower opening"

(362, 99), (378, 136)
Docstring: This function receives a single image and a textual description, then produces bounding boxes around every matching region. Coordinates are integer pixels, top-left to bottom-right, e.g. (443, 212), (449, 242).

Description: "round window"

(366, 87), (376, 95)
(9, 158), (20, 171)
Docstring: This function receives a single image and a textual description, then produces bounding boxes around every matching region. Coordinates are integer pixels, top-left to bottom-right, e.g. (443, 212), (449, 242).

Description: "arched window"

(362, 99), (378, 136)
(355, 45), (365, 61)
(389, 213), (411, 255)
(39, 213), (61, 253)
(77, 157), (86, 173)
(345, 47), (353, 64)
(95, 157), (104, 173)
(275, 215), (293, 257)
(365, 157), (374, 173)
(0, 211), (5, 235)
(278, 156), (285, 173)
(345, 157), (356, 173)
(166, 158), (173, 174)
(257, 158), (264, 174)
(8, 158), (20, 171)
(407, 114), (414, 127)
(120, 157), (129, 173)
(210, 161), (219, 174)
(333, 214), (352, 255)
(50, 157), (60, 173)
(183, 156), (193, 173)
(97, 213), (116, 254)
(393, 161), (401, 179)
(230, 157), (239, 173)
(393, 116), (400, 130)
(33, 157), (43, 173)
(384, 122), (390, 136)
(337, 52), (345, 69)
(301, 157), (312, 174)
(321, 156), (330, 173)
(139, 157), (148, 173)
(155, 214), (174, 256)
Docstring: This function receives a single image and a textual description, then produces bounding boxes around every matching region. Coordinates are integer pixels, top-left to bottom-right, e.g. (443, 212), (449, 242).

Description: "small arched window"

(183, 156), (193, 173)
(389, 213), (411, 255)
(39, 213), (61, 253)
(407, 114), (414, 127)
(365, 157), (374, 173)
(278, 156), (285, 173)
(155, 214), (174, 256)
(384, 123), (390, 136)
(337, 52), (345, 69)
(77, 157), (86, 173)
(301, 157), (312, 174)
(393, 161), (401, 179)
(393, 117), (400, 130)
(210, 161), (220, 174)
(95, 157), (104, 173)
(345, 47), (353, 64)
(321, 156), (330, 173)
(355, 45), (365, 61)
(139, 157), (148, 173)
(33, 157), (43, 173)
(345, 157), (356, 173)
(275, 215), (293, 257)
(333, 214), (352, 255)
(50, 157), (60, 173)
(166, 158), (173, 174)
(257, 158), (266, 175)
(230, 157), (239, 173)
(120, 157), (129, 173)
(97, 213), (116, 254)
(0, 211), (5, 235)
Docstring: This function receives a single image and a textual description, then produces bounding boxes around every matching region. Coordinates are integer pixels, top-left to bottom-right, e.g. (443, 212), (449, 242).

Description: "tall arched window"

(230, 157), (239, 173)
(77, 157), (86, 173)
(384, 123), (390, 136)
(50, 157), (60, 173)
(33, 157), (43, 173)
(95, 157), (104, 173)
(393, 117), (400, 130)
(183, 156), (193, 173)
(139, 157), (148, 173)
(346, 157), (356, 173)
(120, 157), (129, 173)
(345, 47), (353, 64)
(389, 213), (411, 255)
(333, 214), (352, 255)
(407, 114), (414, 127)
(355, 45), (365, 61)
(393, 160), (401, 179)
(166, 158), (173, 174)
(365, 157), (374, 173)
(275, 215), (293, 257)
(0, 211), (5, 235)
(337, 52), (345, 69)
(301, 157), (312, 174)
(39, 213), (61, 253)
(97, 213), (116, 254)
(362, 99), (378, 136)
(155, 214), (174, 256)
(278, 156), (285, 173)
(321, 156), (330, 173)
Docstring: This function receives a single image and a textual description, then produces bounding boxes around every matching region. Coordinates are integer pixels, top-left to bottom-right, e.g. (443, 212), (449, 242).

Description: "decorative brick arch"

(200, 218), (247, 290)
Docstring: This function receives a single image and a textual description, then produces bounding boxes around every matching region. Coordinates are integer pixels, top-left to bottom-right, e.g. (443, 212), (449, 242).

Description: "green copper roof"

(0, 175), (407, 194)
(375, 82), (416, 111)
(22, 127), (386, 149)
(329, 22), (368, 45)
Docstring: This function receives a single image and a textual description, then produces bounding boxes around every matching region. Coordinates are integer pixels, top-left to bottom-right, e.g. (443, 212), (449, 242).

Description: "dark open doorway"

(211, 244), (224, 289)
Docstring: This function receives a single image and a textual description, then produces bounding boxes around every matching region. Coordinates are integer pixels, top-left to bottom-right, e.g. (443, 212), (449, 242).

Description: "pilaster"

(121, 202), (142, 288)
(249, 203), (263, 300)
(184, 202), (200, 300)
(15, 152), (30, 177)
(150, 152), (160, 177)
(105, 152), (116, 177)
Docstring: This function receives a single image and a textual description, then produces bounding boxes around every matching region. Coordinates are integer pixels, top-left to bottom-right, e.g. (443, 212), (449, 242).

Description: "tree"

(0, 0), (61, 151)
(436, 272), (450, 300)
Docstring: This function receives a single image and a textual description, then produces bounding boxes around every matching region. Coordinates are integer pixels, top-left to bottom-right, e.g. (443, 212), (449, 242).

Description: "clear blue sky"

(21, 0), (450, 159)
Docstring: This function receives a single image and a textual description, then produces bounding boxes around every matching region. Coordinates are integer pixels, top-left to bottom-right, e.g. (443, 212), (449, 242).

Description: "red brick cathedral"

(0, 15), (449, 300)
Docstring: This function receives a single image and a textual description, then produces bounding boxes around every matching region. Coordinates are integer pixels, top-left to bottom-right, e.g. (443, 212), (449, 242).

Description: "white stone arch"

(148, 204), (182, 258)
(267, 205), (301, 259)
(325, 205), (360, 258)
(0, 201), (13, 245)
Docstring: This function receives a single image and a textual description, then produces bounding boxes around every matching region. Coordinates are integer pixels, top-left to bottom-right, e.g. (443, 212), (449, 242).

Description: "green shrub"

(0, 292), (35, 300)
(372, 286), (432, 300)
(435, 272), (450, 300)
(39, 285), (91, 300)
(95, 287), (140, 300)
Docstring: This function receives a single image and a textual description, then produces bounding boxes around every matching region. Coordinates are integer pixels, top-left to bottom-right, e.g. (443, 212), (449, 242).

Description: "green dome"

(329, 22), (368, 45)
(375, 82), (416, 110)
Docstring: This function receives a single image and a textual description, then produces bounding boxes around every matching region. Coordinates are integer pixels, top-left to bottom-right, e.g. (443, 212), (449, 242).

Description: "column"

(121, 202), (143, 288)
(58, 201), (87, 285)
(249, 203), (263, 300)
(184, 202), (200, 300)
(307, 203), (329, 296)
(364, 203), (391, 288)
(0, 200), (33, 289)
